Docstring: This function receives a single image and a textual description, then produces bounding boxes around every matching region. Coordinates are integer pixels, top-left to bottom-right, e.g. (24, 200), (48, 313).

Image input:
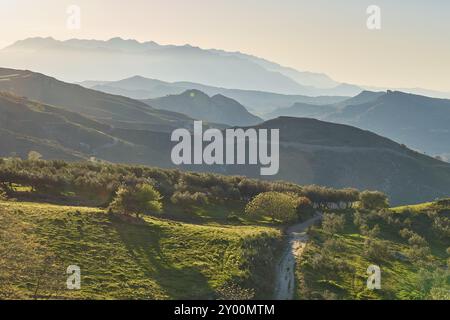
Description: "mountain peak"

(182, 89), (209, 98)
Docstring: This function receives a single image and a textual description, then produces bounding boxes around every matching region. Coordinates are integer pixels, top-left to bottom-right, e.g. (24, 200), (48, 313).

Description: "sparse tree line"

(0, 158), (390, 222)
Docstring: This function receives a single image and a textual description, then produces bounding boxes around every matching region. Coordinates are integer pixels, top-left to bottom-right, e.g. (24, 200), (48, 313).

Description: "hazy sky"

(1, 0), (449, 91)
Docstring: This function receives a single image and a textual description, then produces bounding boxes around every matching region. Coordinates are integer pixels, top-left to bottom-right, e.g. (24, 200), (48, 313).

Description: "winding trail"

(274, 214), (322, 300)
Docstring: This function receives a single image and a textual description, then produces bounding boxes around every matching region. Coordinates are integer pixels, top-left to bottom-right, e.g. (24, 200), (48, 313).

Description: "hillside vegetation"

(0, 201), (281, 299)
(0, 158), (361, 299)
(1, 69), (450, 205)
(296, 199), (450, 300)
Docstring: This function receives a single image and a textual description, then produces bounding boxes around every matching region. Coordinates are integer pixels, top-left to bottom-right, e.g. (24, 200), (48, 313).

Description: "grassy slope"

(295, 203), (449, 300)
(0, 201), (282, 299)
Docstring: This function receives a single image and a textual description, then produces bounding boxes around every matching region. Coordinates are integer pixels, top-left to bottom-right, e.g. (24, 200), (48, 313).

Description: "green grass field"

(0, 201), (282, 299)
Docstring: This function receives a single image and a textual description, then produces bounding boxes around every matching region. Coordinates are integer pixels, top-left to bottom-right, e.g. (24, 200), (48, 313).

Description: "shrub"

(170, 191), (209, 211)
(295, 196), (314, 219)
(0, 189), (8, 201)
(108, 183), (163, 218)
(321, 213), (346, 235)
(359, 191), (389, 210)
(216, 282), (255, 300)
(27, 151), (43, 161)
(245, 192), (298, 223)
(364, 238), (389, 260)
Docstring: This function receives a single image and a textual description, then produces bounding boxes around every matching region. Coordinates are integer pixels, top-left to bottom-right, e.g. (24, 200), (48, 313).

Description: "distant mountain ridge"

(0, 67), (193, 132)
(0, 37), (362, 96)
(268, 90), (450, 160)
(143, 89), (263, 126)
(81, 75), (350, 115)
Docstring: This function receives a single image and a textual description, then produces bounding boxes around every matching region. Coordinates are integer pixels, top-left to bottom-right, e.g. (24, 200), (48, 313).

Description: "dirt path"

(274, 214), (322, 300)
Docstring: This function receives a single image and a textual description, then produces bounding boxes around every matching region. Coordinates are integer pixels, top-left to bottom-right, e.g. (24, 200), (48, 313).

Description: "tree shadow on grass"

(109, 214), (214, 299)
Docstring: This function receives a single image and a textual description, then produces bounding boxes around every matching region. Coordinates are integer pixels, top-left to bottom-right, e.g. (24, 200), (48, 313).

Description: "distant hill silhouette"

(267, 91), (450, 160)
(0, 67), (193, 132)
(0, 37), (363, 96)
(143, 89), (262, 126)
(81, 75), (349, 115)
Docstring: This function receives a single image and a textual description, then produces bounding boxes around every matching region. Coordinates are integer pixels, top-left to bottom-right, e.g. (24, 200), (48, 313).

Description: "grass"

(163, 201), (276, 226)
(391, 202), (435, 213)
(0, 201), (282, 300)
(295, 205), (449, 300)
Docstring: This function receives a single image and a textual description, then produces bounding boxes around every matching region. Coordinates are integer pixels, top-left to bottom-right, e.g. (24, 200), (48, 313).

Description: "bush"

(0, 187), (8, 201)
(295, 196), (314, 219)
(364, 238), (389, 260)
(321, 213), (346, 235)
(108, 183), (163, 218)
(359, 191), (389, 210)
(170, 191), (209, 211)
(245, 192), (298, 223)
(216, 282), (255, 300)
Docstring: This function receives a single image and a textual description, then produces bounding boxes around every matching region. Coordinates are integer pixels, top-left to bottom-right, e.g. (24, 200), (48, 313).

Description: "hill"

(325, 91), (450, 160)
(296, 199), (449, 299)
(1, 76), (450, 205)
(0, 200), (281, 299)
(0, 68), (193, 132)
(267, 91), (450, 160)
(143, 89), (263, 126)
(0, 91), (174, 166)
(82, 75), (350, 115)
(186, 117), (450, 205)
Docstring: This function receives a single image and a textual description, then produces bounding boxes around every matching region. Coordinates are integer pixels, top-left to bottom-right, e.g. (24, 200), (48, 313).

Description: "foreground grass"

(0, 201), (282, 299)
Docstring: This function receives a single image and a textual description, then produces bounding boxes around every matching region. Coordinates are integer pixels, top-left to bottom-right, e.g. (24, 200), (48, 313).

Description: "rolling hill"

(1, 69), (450, 205)
(143, 89), (263, 126)
(268, 90), (450, 160)
(296, 199), (449, 300)
(0, 67), (193, 132)
(0, 200), (281, 299)
(81, 75), (350, 115)
(176, 117), (450, 205)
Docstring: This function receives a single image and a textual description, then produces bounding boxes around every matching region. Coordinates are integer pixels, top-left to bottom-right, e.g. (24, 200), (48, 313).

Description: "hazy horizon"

(1, 0), (449, 92)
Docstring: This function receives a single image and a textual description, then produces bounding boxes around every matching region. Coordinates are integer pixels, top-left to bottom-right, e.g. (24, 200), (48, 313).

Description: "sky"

(1, 0), (449, 91)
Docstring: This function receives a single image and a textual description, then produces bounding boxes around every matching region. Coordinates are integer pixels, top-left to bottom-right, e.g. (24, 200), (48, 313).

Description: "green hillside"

(296, 199), (450, 300)
(0, 200), (281, 299)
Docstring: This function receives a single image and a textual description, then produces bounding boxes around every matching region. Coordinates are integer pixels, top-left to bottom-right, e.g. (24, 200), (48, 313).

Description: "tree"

(321, 213), (345, 235)
(359, 191), (389, 210)
(295, 196), (314, 219)
(108, 183), (163, 218)
(0, 189), (7, 201)
(28, 151), (43, 161)
(245, 192), (297, 223)
(170, 191), (209, 211)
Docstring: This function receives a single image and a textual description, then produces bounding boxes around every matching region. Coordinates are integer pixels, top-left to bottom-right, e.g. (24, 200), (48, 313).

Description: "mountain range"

(268, 90), (450, 160)
(143, 89), (262, 126)
(79, 75), (349, 115)
(3, 37), (450, 100)
(1, 67), (450, 205)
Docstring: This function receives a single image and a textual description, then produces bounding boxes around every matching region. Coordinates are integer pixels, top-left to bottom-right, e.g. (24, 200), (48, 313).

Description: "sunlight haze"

(1, 0), (449, 91)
